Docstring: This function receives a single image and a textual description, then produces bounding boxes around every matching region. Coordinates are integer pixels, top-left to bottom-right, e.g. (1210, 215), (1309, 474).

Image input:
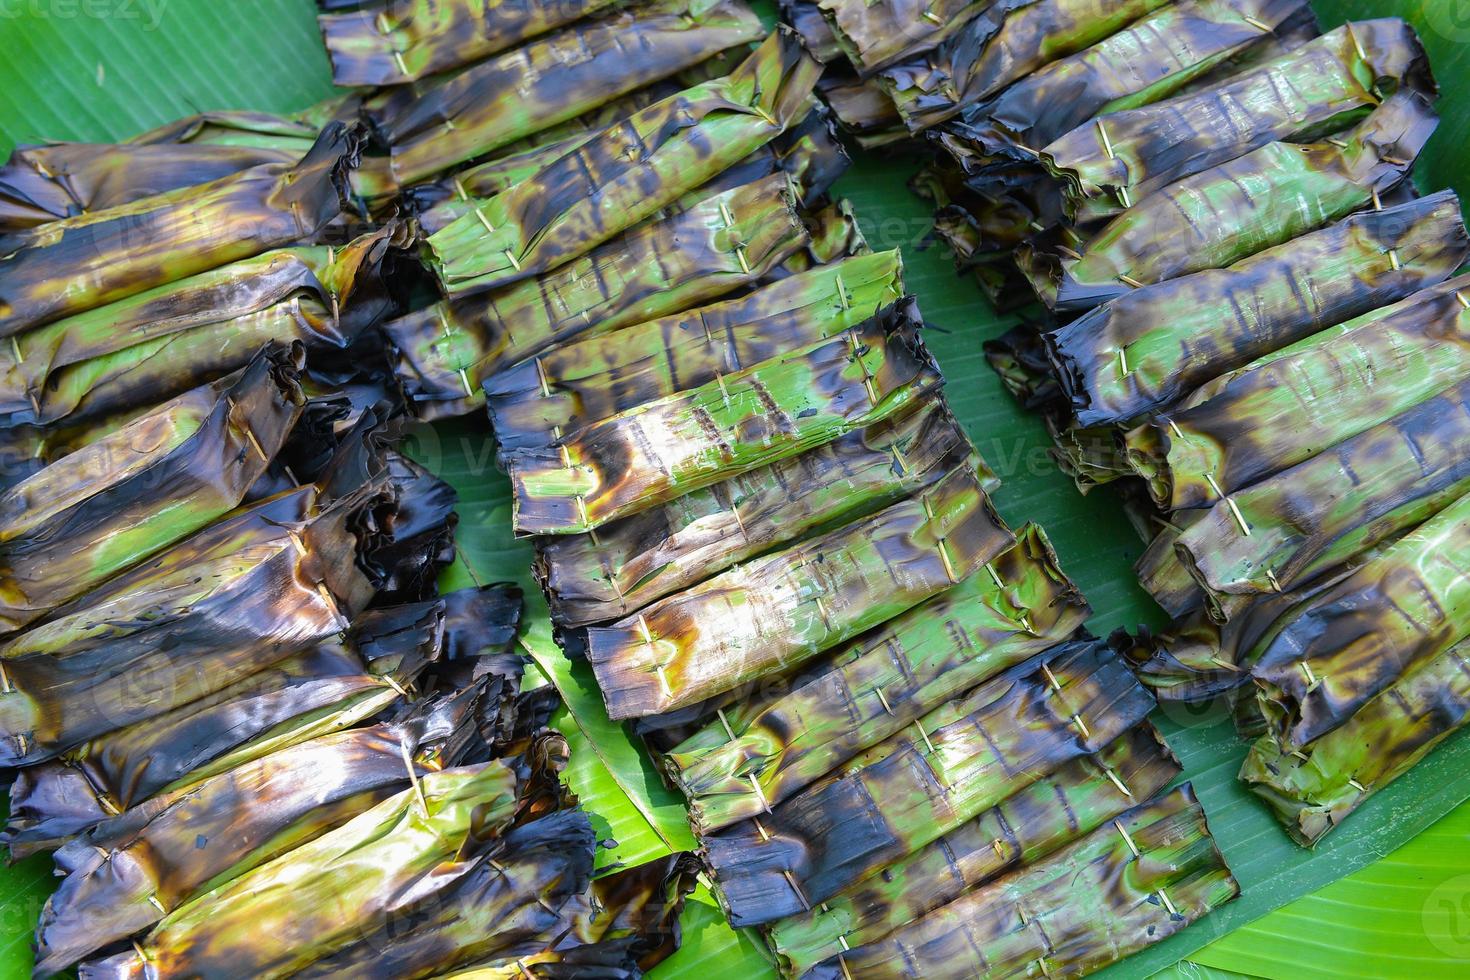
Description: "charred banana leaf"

(1048, 190), (1468, 428)
(318, 0), (622, 84)
(1249, 489), (1470, 748)
(665, 525), (1088, 833)
(81, 760), (523, 980)
(510, 300), (944, 536)
(1125, 269), (1470, 510)
(374, 0), (764, 186)
(486, 250), (904, 459)
(428, 33), (820, 295)
(883, 0), (1175, 133)
(1178, 378), (1470, 622)
(586, 464), (1009, 720)
(799, 785), (1236, 980)
(386, 173), (808, 420)
(0, 344), (304, 634)
(1241, 634), (1470, 846)
(1040, 20), (1434, 224)
(818, 0), (990, 75)
(818, 71), (906, 147)
(2, 227), (399, 428)
(0, 482), (389, 766)
(768, 724), (1180, 978)
(934, 0), (1315, 167)
(0, 123), (359, 338)
(702, 639), (1156, 927)
(1029, 90), (1437, 312)
(32, 696), (488, 975)
(781, 0), (842, 62)
(535, 396), (975, 628)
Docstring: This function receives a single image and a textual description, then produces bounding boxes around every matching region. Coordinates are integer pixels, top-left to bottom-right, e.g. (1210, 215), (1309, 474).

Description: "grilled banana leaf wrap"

(702, 639), (1156, 927)
(769, 724), (1180, 977)
(0, 123), (360, 337)
(798, 786), (1236, 979)
(370, 0), (765, 186)
(385, 172), (809, 421)
(1124, 269), (1470, 510)
(1025, 89), (1438, 312)
(1046, 189), (1469, 428)
(1039, 19), (1434, 224)
(817, 0), (991, 75)
(665, 525), (1089, 833)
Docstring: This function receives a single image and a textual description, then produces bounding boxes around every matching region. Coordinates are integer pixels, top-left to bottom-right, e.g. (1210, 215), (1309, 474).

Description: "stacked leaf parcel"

(0, 16), (722, 976)
(367, 21), (1245, 977)
(894, 5), (1470, 849)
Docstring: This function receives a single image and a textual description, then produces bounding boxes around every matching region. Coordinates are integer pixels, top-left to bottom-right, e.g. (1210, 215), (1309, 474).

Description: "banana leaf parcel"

(1046, 190), (1469, 428)
(0, 479), (391, 767)
(1026, 89), (1437, 312)
(290, 808), (598, 979)
(509, 299), (944, 536)
(485, 250), (904, 460)
(816, 0), (991, 76)
(1248, 489), (1470, 749)
(80, 759), (525, 979)
(932, 0), (1316, 168)
(768, 724), (1180, 978)
(372, 0), (764, 186)
(665, 524), (1089, 833)
(702, 639), (1156, 927)
(385, 172), (809, 420)
(0, 123), (360, 338)
(1241, 633), (1470, 846)
(1039, 19), (1434, 224)
(881, 0), (1177, 134)
(317, 0), (627, 84)
(1124, 270), (1470, 510)
(427, 33), (821, 295)
(0, 344), (305, 634)
(535, 395), (975, 628)
(798, 785), (1237, 980)
(1176, 377), (1470, 623)
(585, 463), (1010, 721)
(32, 691), (495, 975)
(1, 226), (400, 429)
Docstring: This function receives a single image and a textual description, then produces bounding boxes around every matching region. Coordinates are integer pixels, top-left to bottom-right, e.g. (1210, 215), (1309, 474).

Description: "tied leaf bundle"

(798, 786), (1237, 980)
(1175, 378), (1470, 623)
(768, 724), (1180, 977)
(883, 0), (1176, 134)
(386, 172), (809, 420)
(486, 250), (905, 460)
(702, 640), (1156, 927)
(933, 0), (1315, 165)
(1, 227), (401, 428)
(664, 525), (1089, 834)
(585, 464), (1011, 720)
(1039, 19), (1434, 223)
(0, 123), (360, 337)
(1241, 634), (1470, 846)
(372, 0), (764, 186)
(535, 395), (976, 628)
(0, 344), (305, 634)
(1025, 89), (1439, 312)
(0, 481), (391, 766)
(1046, 190), (1469, 428)
(509, 299), (944, 536)
(1124, 270), (1470, 510)
(1247, 490), (1470, 749)
(427, 33), (822, 295)
(82, 761), (524, 979)
(317, 0), (623, 85)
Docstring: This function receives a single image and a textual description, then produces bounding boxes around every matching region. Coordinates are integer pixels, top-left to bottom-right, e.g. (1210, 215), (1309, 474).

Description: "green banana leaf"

(5, 2), (1470, 979)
